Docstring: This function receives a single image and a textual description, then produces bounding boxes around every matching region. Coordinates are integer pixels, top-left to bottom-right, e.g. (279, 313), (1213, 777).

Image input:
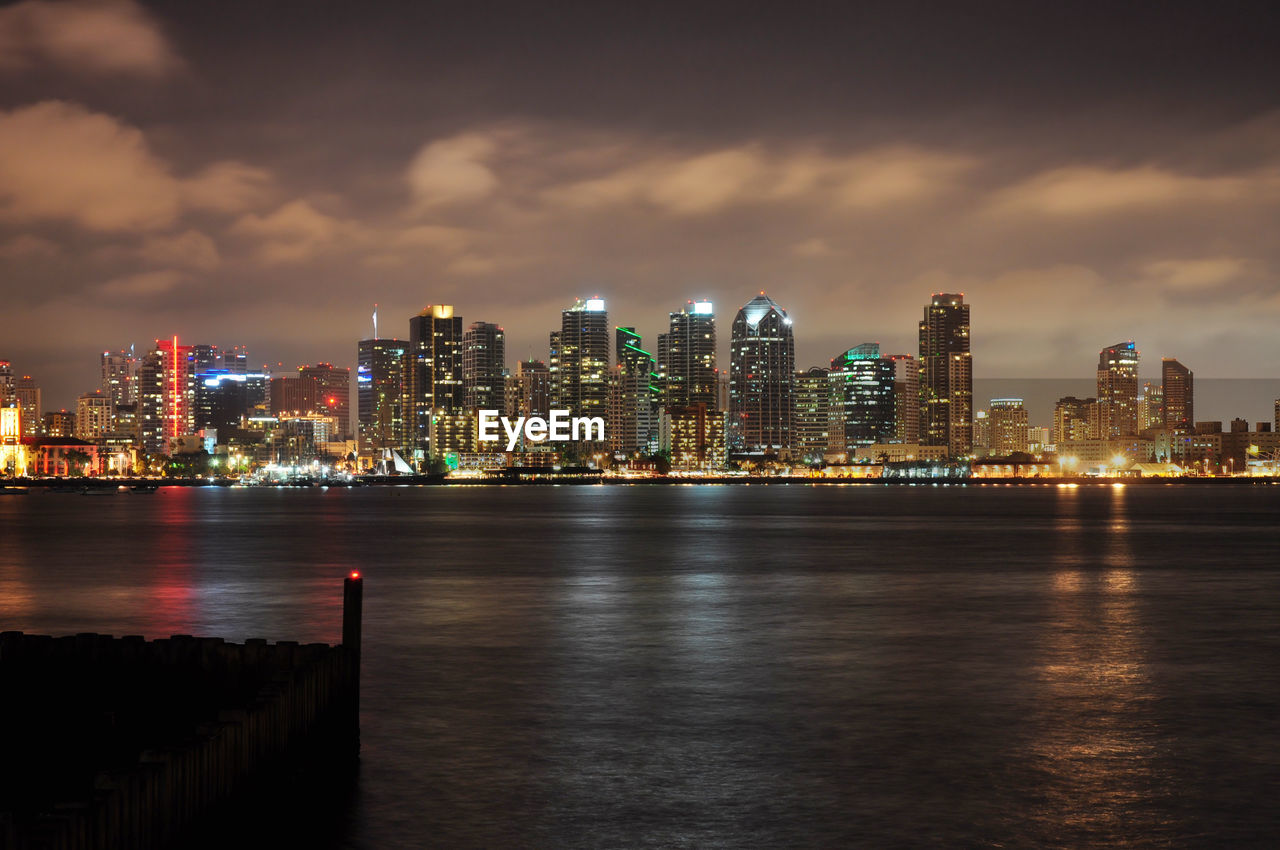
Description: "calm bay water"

(2, 484), (1279, 847)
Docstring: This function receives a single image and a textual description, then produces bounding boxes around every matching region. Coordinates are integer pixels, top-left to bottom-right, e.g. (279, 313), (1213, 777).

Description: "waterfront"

(2, 486), (1278, 847)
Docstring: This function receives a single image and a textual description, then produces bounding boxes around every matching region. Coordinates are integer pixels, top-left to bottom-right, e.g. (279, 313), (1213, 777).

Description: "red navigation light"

(349, 570), (361, 580)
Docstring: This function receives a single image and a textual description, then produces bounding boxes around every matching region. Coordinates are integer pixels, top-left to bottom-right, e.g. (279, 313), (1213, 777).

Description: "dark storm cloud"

(1, 0), (1279, 410)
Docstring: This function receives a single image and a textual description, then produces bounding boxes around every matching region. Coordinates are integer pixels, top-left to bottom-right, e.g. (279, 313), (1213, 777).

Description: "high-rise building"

(919, 293), (972, 456)
(513, 360), (551, 419)
(1097, 341), (1140, 437)
(550, 298), (610, 422)
(794, 367), (831, 463)
(219, 346), (249, 374)
(100, 349), (138, 408)
(407, 305), (464, 448)
(136, 350), (165, 454)
(1275, 399), (1280, 435)
(729, 293), (795, 453)
(462, 322), (507, 413)
(270, 375), (319, 418)
(13, 375), (41, 438)
(194, 372), (250, 433)
(1162, 358), (1193, 430)
(660, 404), (727, 470)
(357, 338), (407, 454)
(828, 344), (896, 451)
(887, 354), (919, 444)
(1139, 382), (1164, 431)
(1053, 396), (1097, 446)
(300, 363), (351, 439)
(156, 337), (196, 450)
(76, 391), (113, 441)
(0, 360), (12, 406)
(988, 398), (1029, 455)
(657, 300), (718, 410)
(611, 327), (659, 454)
(972, 409), (991, 451)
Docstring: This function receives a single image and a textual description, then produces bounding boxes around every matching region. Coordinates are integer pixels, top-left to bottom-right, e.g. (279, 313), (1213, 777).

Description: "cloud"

(0, 0), (179, 77)
(97, 268), (184, 296)
(543, 142), (973, 215)
(1141, 257), (1250, 292)
(0, 234), (59, 259)
(182, 161), (273, 213)
(406, 133), (499, 208)
(0, 101), (271, 232)
(792, 237), (835, 258)
(230, 199), (362, 264)
(989, 165), (1275, 216)
(138, 230), (220, 271)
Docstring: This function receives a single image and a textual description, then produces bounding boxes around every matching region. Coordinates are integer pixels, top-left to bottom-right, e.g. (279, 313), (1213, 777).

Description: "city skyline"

(2, 1), (1280, 412)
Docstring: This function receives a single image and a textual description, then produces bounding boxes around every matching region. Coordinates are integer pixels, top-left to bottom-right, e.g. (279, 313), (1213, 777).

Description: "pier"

(0, 574), (363, 850)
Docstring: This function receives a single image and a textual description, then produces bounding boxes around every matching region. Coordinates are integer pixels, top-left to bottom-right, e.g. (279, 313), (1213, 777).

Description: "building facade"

(462, 322), (506, 413)
(729, 293), (795, 454)
(357, 338), (407, 454)
(988, 398), (1029, 455)
(793, 367), (831, 463)
(657, 300), (718, 410)
(1161, 358), (1193, 430)
(407, 305), (464, 449)
(918, 293), (972, 456)
(550, 298), (610, 423)
(1097, 341), (1140, 437)
(828, 344), (896, 452)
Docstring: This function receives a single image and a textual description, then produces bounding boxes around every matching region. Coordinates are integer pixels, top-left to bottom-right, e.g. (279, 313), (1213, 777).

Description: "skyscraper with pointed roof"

(729, 293), (795, 453)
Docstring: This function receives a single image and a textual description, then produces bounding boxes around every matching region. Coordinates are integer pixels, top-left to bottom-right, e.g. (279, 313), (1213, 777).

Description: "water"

(2, 484), (1278, 847)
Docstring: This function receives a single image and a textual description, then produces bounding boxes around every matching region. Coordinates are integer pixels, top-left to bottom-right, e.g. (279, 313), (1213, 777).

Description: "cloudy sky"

(2, 0), (1279, 409)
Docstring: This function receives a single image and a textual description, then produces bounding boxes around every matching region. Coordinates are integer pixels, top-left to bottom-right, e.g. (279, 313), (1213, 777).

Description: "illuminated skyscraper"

(1139, 382), (1164, 431)
(514, 360), (551, 419)
(462, 322), (506, 413)
(13, 375), (41, 438)
(100, 350), (138, 408)
(550, 298), (610, 421)
(136, 350), (165, 454)
(729, 293), (795, 453)
(657, 300), (717, 410)
(300, 363), (351, 439)
(988, 398), (1029, 455)
(611, 326), (659, 454)
(1053, 396), (1097, 446)
(75, 391), (113, 441)
(156, 337), (196, 450)
(1162, 358), (1193, 430)
(887, 354), (919, 444)
(794, 367), (831, 463)
(919, 293), (972, 456)
(358, 338), (407, 454)
(828, 344), (896, 451)
(0, 361), (12, 407)
(407, 305), (464, 449)
(1097, 341), (1140, 437)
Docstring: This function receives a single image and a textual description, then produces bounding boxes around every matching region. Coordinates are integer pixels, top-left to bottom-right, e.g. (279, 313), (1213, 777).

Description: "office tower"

(1162, 358), (1193, 429)
(660, 404), (727, 470)
(919, 293), (973, 456)
(611, 327), (659, 454)
(794, 367), (831, 463)
(300, 363), (351, 439)
(407, 305), (464, 448)
(514, 360), (551, 419)
(270, 375), (319, 417)
(194, 372), (249, 433)
(14, 376), (41, 437)
(76, 391), (113, 441)
(988, 398), (1029, 455)
(462, 322), (506, 413)
(729, 293), (795, 453)
(135, 350), (165, 453)
(972, 410), (991, 451)
(0, 361), (12, 408)
(657, 300), (718, 410)
(42, 410), (76, 438)
(1139, 382), (1164, 431)
(219, 346), (249, 374)
(1096, 341), (1140, 438)
(1053, 396), (1097, 446)
(358, 338), (407, 454)
(828, 344), (896, 451)
(0, 406), (21, 475)
(550, 298), (610, 422)
(156, 337), (196, 448)
(887, 354), (919, 444)
(99, 349), (138, 408)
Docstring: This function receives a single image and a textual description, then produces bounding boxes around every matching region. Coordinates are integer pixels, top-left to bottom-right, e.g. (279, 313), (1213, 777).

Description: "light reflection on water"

(1, 484), (1278, 847)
